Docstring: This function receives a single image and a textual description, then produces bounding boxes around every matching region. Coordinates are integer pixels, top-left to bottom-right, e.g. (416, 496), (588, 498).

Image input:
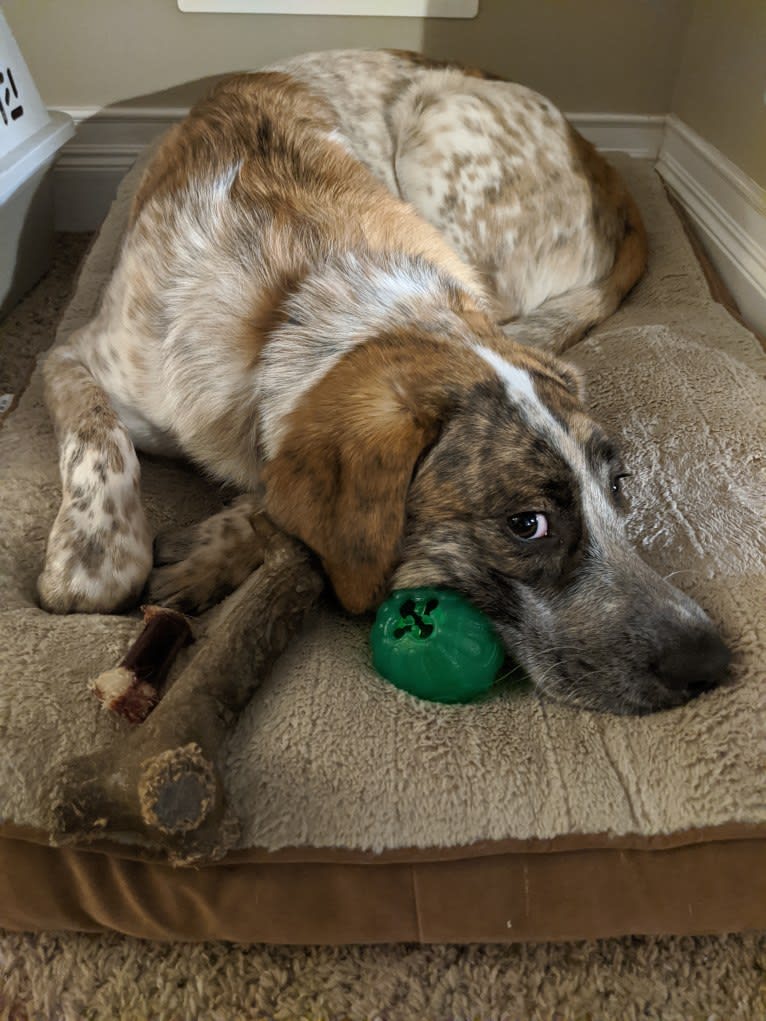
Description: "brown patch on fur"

(531, 372), (583, 424)
(130, 72), (334, 225)
(130, 71), (342, 234)
(132, 68), (485, 323)
(239, 268), (308, 369)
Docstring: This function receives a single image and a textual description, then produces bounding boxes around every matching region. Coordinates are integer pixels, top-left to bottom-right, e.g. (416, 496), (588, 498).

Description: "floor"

(0, 233), (93, 413)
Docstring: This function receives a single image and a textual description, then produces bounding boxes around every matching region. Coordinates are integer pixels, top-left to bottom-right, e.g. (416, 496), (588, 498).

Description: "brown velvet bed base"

(1, 824), (764, 944)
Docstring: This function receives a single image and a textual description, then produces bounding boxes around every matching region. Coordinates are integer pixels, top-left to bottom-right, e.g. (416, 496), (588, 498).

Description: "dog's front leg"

(148, 495), (274, 614)
(38, 340), (152, 614)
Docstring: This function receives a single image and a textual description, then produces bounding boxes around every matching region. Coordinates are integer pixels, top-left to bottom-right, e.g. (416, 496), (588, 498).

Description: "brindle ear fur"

(533, 349), (587, 402)
(261, 363), (444, 614)
(557, 362), (586, 402)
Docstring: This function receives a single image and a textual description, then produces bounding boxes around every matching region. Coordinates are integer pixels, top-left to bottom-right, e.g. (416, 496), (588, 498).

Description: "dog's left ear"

(261, 375), (445, 614)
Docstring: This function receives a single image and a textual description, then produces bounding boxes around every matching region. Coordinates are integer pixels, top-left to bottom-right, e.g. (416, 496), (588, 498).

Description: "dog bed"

(0, 151), (764, 944)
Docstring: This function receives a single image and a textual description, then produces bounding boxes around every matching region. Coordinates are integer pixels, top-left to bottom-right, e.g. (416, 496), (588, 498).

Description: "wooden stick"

(51, 528), (324, 864)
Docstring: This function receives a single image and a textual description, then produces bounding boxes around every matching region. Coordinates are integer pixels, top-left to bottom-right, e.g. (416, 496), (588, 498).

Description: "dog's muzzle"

(521, 551), (733, 715)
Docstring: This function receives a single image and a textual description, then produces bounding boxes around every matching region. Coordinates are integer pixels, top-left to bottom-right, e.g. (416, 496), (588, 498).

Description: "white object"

(178, 1), (478, 16)
(0, 10), (74, 316)
(657, 115), (766, 337)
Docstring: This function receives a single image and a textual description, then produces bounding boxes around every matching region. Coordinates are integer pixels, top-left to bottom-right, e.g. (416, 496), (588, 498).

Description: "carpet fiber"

(1, 929), (765, 1020)
(0, 234), (93, 412)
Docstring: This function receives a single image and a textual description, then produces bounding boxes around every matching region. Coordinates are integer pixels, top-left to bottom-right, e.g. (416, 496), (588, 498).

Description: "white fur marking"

(473, 343), (625, 552)
(474, 345), (538, 405)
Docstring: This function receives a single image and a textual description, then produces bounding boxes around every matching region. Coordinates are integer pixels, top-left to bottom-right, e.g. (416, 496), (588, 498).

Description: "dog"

(38, 49), (730, 714)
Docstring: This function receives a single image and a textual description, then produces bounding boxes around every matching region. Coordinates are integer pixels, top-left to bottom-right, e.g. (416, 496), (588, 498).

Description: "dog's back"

(98, 69), (489, 482)
(267, 49), (647, 345)
(106, 49), (646, 480)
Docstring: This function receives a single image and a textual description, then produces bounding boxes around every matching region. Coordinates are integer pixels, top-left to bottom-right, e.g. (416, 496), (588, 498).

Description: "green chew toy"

(370, 587), (505, 704)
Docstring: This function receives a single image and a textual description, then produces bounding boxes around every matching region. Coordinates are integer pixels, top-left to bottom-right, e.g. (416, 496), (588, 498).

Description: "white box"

(0, 11), (74, 316)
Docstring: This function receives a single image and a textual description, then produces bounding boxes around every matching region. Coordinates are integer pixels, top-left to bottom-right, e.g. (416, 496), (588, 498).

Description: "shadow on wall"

(421, 0), (693, 109)
(55, 73), (225, 231)
(53, 0), (693, 230)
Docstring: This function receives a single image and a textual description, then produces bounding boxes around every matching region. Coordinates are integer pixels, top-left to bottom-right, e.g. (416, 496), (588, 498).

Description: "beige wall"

(6, 0), (763, 184)
(671, 0), (766, 187)
(5, 0), (691, 113)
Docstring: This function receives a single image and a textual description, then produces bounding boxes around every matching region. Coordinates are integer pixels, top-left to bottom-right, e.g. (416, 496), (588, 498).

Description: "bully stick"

(92, 605), (194, 723)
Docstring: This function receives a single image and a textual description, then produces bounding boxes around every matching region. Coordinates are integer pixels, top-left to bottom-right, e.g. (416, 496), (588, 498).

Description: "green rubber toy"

(370, 587), (505, 704)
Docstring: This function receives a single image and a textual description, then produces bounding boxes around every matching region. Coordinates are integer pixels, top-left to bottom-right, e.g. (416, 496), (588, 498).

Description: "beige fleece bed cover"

(0, 152), (764, 944)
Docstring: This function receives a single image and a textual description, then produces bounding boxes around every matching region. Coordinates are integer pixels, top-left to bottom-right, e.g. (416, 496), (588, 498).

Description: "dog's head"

(262, 315), (730, 715)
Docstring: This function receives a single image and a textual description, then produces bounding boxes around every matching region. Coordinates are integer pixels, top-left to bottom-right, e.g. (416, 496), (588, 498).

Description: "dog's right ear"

(530, 348), (586, 402)
(261, 346), (452, 614)
(554, 360), (586, 402)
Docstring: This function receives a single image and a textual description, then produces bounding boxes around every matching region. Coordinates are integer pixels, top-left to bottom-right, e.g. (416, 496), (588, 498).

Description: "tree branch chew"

(50, 525), (324, 865)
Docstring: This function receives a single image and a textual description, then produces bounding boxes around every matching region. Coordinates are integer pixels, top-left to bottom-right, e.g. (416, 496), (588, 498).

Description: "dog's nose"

(653, 628), (731, 695)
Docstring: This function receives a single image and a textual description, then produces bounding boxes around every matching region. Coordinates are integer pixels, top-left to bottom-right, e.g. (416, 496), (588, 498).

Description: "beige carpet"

(0, 233), (93, 412)
(0, 930), (764, 1021)
(0, 215), (764, 1018)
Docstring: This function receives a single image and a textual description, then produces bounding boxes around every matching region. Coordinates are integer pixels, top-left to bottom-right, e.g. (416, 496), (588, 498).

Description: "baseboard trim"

(50, 106), (766, 338)
(657, 115), (766, 336)
(568, 113), (665, 159)
(52, 106), (186, 230)
(50, 107), (665, 232)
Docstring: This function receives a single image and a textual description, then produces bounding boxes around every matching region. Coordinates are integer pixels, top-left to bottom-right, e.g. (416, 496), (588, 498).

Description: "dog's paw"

(38, 493), (152, 614)
(147, 558), (233, 614)
(148, 500), (274, 614)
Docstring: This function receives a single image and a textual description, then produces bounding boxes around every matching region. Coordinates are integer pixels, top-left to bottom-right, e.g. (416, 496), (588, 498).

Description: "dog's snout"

(652, 627), (731, 697)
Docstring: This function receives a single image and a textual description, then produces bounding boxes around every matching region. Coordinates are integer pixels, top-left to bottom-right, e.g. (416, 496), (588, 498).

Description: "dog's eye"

(508, 512), (549, 540)
(610, 472), (632, 498)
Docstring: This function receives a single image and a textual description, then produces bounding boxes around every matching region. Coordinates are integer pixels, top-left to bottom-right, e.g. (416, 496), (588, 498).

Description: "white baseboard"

(50, 107), (664, 232)
(50, 106), (766, 338)
(52, 106), (185, 231)
(657, 115), (766, 337)
(568, 113), (665, 159)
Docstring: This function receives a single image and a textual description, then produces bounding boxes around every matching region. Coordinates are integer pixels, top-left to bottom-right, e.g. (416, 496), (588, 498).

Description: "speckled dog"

(39, 49), (730, 713)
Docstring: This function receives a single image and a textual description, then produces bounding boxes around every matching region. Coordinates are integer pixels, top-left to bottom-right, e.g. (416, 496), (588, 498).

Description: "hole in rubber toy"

(370, 587), (506, 704)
